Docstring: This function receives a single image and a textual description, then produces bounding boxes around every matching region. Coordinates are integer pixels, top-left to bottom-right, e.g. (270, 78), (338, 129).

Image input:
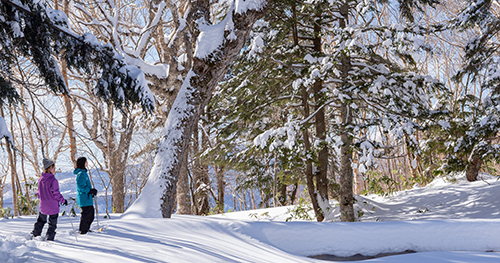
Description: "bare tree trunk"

(250, 189), (256, 210)
(19, 90), (40, 175)
(338, 1), (355, 223)
(176, 150), (192, 214)
(60, 0), (77, 165)
(7, 146), (17, 216)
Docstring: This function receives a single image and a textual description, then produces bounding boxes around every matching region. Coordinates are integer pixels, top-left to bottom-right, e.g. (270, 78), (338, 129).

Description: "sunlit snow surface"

(2, 173), (500, 262)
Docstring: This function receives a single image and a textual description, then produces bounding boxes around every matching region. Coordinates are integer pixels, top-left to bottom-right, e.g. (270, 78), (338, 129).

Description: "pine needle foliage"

(207, 0), (447, 220)
(0, 0), (154, 112)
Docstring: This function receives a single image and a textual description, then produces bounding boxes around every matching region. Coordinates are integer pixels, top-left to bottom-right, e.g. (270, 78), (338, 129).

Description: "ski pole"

(88, 169), (100, 230)
(66, 199), (78, 242)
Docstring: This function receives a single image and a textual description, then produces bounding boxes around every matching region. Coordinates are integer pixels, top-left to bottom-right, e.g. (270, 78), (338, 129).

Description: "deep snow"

(1, 173), (500, 262)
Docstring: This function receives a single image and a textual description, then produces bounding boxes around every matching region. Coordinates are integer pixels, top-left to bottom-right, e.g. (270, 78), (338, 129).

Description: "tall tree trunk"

(60, 0), (77, 165)
(338, 1), (355, 222)
(301, 85), (324, 222)
(109, 158), (126, 213)
(339, 102), (355, 222)
(313, 18), (329, 206)
(7, 140), (17, 216)
(176, 150), (192, 214)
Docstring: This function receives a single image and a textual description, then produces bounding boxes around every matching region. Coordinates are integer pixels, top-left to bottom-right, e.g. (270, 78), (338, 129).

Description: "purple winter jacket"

(37, 172), (65, 215)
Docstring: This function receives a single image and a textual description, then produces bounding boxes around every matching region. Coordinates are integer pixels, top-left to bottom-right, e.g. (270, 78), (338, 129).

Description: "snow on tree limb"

(0, 116), (13, 146)
(124, 0), (268, 219)
(0, 0), (155, 113)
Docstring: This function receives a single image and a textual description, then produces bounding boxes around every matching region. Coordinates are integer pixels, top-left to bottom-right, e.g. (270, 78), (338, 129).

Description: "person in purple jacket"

(31, 158), (67, 241)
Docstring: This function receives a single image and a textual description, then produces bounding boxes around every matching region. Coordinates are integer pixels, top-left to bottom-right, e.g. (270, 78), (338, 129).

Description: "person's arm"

(77, 172), (91, 195)
(51, 179), (66, 204)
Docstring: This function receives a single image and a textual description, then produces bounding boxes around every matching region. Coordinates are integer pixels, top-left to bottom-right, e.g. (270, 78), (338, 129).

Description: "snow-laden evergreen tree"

(0, 0), (154, 112)
(441, 0), (500, 181)
(207, 0), (445, 221)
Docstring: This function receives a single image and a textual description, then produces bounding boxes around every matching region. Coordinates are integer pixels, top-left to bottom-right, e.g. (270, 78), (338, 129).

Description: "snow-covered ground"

(1, 173), (500, 262)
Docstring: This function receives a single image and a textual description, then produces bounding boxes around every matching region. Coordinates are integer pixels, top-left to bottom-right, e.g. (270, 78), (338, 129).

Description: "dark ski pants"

(79, 205), (94, 234)
(32, 212), (58, 241)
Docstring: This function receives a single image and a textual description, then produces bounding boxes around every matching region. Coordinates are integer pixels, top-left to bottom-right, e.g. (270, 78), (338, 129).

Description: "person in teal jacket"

(75, 157), (97, 234)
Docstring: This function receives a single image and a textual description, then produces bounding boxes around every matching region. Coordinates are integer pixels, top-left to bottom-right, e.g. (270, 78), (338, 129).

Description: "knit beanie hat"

(43, 158), (55, 170)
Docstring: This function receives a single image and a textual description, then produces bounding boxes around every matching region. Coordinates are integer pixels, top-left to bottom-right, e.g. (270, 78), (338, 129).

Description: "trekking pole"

(66, 198), (78, 242)
(87, 169), (100, 230)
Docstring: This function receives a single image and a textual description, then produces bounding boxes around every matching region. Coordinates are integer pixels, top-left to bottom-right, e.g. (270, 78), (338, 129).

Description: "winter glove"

(63, 199), (68, 206)
(89, 188), (98, 197)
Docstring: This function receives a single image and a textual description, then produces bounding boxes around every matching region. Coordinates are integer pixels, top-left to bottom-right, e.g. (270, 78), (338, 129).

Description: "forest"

(1, 0), (500, 223)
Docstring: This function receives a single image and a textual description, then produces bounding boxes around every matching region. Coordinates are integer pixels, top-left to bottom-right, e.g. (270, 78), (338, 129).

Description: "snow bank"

(2, 174), (500, 262)
(1, 215), (500, 262)
(235, 219), (500, 257)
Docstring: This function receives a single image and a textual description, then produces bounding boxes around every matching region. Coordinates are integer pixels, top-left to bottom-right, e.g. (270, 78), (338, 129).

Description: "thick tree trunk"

(176, 150), (192, 214)
(109, 159), (126, 213)
(466, 155), (482, 182)
(153, 5), (266, 218)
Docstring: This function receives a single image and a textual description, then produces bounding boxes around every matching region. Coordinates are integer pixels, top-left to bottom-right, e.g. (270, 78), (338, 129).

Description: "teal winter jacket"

(75, 168), (94, 207)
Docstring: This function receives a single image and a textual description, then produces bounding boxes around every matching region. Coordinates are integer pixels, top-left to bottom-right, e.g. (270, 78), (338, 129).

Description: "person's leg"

(89, 206), (95, 229)
(79, 206), (93, 234)
(79, 206), (87, 233)
(32, 212), (47, 237)
(46, 214), (59, 241)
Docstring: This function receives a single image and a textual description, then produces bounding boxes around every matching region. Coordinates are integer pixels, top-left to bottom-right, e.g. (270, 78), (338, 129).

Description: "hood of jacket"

(73, 168), (87, 175)
(40, 172), (55, 183)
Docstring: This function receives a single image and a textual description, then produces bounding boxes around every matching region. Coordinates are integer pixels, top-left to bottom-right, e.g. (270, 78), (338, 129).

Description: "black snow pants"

(32, 212), (59, 241)
(79, 205), (95, 234)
